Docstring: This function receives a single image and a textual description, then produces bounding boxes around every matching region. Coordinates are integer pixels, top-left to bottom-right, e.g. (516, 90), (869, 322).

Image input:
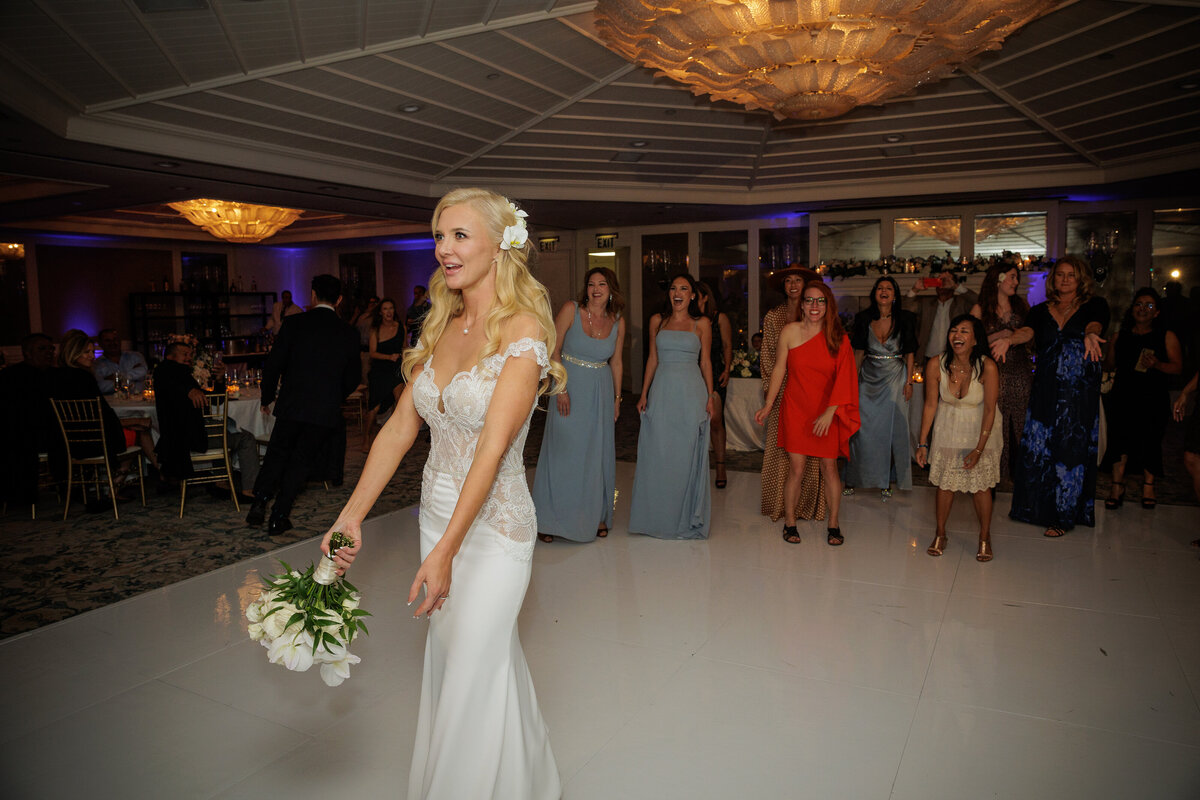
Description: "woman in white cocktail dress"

(322, 188), (565, 799)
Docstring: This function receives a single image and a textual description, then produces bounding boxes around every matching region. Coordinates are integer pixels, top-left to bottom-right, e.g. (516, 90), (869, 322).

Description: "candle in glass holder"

(227, 383), (240, 397)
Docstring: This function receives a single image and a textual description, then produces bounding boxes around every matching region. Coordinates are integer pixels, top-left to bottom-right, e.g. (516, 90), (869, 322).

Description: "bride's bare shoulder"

(498, 312), (545, 346)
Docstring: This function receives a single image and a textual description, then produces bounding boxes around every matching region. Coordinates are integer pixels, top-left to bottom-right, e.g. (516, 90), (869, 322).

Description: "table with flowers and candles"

(106, 387), (275, 442)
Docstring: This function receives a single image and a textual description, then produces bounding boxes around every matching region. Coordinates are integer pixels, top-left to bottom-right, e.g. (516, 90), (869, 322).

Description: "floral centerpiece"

(245, 532), (371, 687)
(731, 348), (759, 378)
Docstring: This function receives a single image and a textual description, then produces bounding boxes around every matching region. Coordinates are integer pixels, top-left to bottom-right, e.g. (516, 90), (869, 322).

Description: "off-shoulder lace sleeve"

(483, 337), (550, 380)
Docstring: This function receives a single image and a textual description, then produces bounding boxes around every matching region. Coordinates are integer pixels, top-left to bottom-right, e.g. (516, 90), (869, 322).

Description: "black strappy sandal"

(782, 524), (800, 544)
(827, 527), (844, 546)
(715, 460), (727, 489)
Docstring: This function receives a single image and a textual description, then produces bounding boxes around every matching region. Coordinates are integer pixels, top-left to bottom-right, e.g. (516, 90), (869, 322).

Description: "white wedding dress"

(408, 337), (561, 800)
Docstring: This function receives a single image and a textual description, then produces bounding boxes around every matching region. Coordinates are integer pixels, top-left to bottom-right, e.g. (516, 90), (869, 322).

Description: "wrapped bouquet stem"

(246, 532), (370, 686)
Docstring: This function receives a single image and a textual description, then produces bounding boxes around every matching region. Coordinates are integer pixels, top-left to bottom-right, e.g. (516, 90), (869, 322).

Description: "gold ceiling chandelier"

(167, 199), (303, 243)
(594, 0), (1055, 120)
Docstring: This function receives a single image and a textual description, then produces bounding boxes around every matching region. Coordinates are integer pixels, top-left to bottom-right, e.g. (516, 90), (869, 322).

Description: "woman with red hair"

(756, 281), (859, 545)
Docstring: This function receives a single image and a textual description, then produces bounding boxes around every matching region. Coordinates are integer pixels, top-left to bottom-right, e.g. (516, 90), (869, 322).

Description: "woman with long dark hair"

(993, 256), (1109, 537)
(845, 275), (917, 498)
(533, 266), (626, 542)
(755, 281), (859, 545)
(916, 314), (1001, 562)
(629, 273), (714, 539)
(362, 296), (404, 452)
(970, 262), (1032, 482)
(1101, 287), (1182, 509)
(696, 280), (733, 488)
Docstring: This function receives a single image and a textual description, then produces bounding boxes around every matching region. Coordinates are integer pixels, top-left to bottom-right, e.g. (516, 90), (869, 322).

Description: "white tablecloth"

(725, 377), (765, 452)
(107, 389), (274, 440)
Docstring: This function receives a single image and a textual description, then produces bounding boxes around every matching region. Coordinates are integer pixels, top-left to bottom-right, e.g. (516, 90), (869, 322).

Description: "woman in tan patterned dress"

(760, 266), (827, 522)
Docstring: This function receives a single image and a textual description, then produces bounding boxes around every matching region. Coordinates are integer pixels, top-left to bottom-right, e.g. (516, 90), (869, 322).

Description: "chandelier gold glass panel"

(167, 199), (303, 243)
(594, 0), (1055, 120)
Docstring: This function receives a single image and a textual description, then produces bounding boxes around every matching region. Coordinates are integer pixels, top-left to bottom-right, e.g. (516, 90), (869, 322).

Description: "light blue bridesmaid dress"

(532, 303), (618, 541)
(629, 327), (711, 539)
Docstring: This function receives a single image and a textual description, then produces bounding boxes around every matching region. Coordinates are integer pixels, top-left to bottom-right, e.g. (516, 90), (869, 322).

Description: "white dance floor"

(2, 462), (1199, 799)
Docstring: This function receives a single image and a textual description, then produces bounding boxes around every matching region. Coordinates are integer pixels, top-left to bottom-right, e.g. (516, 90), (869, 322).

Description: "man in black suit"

(247, 274), (361, 534)
(0, 332), (55, 508)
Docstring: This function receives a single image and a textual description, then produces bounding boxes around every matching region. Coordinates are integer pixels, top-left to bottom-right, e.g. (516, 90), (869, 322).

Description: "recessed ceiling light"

(1179, 80), (1199, 91)
(155, 160), (180, 168)
(630, 140), (648, 147)
(611, 152), (643, 163)
(171, 186), (190, 191)
(884, 134), (904, 143)
(318, 185), (339, 192)
(486, 73), (501, 80)
(399, 103), (422, 113)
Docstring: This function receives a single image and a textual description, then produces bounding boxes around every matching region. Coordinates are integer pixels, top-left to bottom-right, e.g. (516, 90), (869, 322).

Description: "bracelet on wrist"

(917, 443), (929, 449)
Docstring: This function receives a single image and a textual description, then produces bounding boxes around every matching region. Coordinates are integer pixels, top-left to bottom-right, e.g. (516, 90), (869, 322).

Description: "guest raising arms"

(755, 281), (859, 546)
(696, 280), (733, 489)
(629, 273), (713, 540)
(533, 267), (625, 543)
(845, 276), (917, 498)
(759, 265), (828, 525)
(1101, 287), (1182, 509)
(362, 297), (405, 452)
(916, 315), (1002, 562)
(320, 189), (564, 799)
(970, 263), (1032, 484)
(993, 256), (1109, 537)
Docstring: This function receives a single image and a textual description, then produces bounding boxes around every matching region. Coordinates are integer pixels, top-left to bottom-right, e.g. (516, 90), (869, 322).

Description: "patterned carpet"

(2, 397), (1195, 637)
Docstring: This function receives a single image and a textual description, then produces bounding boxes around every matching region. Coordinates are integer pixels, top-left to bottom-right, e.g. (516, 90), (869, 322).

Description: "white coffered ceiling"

(0, 0), (1198, 230)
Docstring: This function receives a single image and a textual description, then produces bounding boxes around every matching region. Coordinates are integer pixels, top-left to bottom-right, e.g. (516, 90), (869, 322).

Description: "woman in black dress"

(697, 281), (732, 488)
(362, 297), (404, 452)
(1101, 288), (1182, 509)
(992, 257), (1109, 537)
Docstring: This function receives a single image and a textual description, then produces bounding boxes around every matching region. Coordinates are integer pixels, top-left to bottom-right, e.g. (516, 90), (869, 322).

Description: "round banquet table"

(106, 388), (275, 441)
(724, 377), (765, 452)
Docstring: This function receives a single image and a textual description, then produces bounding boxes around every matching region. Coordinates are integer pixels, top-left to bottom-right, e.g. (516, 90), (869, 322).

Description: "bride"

(321, 188), (565, 799)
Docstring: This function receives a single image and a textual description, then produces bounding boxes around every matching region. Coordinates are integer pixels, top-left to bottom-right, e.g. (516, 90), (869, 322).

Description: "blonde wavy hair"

(58, 329), (93, 369)
(401, 188), (565, 395)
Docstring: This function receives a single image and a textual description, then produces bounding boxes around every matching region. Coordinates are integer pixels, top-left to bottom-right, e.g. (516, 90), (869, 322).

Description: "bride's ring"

(439, 595), (449, 600)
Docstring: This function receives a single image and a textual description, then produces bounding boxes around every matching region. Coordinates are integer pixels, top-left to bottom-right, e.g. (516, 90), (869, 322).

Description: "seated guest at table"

(0, 332), (55, 508)
(155, 341), (259, 501)
(247, 274), (361, 534)
(267, 289), (303, 333)
(93, 328), (148, 394)
(47, 329), (158, 495)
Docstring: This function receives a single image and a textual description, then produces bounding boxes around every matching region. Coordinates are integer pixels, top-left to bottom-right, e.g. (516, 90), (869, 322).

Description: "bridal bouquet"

(246, 532), (370, 687)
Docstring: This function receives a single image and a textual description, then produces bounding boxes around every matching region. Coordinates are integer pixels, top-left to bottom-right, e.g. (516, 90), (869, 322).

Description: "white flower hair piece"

(500, 199), (529, 251)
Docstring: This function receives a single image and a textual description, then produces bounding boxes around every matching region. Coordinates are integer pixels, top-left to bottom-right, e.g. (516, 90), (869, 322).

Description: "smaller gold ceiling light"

(0, 243), (25, 259)
(167, 199), (303, 243)
(594, 0), (1056, 120)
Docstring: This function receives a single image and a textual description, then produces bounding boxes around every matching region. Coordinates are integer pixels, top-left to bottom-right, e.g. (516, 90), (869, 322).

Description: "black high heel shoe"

(715, 460), (727, 489)
(781, 524), (800, 544)
(1104, 485), (1125, 510)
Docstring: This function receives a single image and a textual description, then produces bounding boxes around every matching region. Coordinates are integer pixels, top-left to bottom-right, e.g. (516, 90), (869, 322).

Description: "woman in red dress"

(756, 281), (859, 545)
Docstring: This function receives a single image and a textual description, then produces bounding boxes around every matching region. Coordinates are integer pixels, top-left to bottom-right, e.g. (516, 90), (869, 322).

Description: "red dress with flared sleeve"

(778, 333), (860, 459)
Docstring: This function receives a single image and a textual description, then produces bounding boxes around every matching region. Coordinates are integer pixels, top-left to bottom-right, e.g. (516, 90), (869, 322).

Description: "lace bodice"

(412, 337), (550, 561)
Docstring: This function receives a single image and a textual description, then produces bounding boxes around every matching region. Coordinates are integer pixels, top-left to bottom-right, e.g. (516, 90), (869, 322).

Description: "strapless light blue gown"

(629, 328), (710, 539)
(532, 304), (618, 541)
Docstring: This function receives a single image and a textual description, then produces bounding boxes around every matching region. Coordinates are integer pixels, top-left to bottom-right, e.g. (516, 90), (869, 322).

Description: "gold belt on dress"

(562, 352), (607, 369)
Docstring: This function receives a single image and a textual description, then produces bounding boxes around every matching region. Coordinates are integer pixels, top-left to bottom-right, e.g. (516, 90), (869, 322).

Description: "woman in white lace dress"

(322, 188), (566, 799)
(914, 314), (1002, 563)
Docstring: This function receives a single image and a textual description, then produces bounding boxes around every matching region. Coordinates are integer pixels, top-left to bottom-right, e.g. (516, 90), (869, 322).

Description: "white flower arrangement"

(246, 533), (371, 687)
(731, 348), (759, 378)
(499, 200), (529, 250)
